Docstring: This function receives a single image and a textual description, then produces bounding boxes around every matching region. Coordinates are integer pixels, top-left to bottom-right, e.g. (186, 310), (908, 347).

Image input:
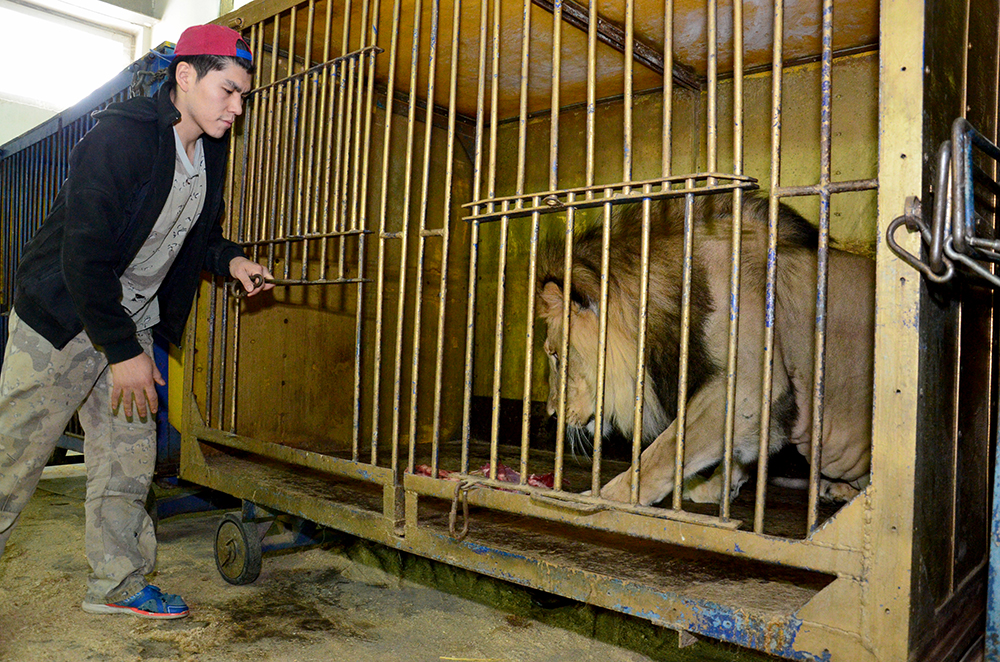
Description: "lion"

(536, 194), (874, 506)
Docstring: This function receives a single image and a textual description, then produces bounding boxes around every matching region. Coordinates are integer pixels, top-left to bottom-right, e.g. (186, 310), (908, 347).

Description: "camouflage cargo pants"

(0, 310), (156, 604)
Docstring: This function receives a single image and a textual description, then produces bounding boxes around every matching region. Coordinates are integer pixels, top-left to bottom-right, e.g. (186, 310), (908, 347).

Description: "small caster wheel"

(215, 513), (262, 585)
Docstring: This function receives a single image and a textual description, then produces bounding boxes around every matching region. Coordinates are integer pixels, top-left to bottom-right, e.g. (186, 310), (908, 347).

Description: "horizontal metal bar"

(192, 424), (394, 486)
(773, 178), (878, 198)
(240, 229), (371, 247)
(464, 172), (756, 210)
(249, 45), (383, 97)
(973, 163), (1000, 198)
(529, 0), (699, 91)
(465, 177), (760, 223)
(969, 236), (1000, 253)
(402, 473), (863, 577)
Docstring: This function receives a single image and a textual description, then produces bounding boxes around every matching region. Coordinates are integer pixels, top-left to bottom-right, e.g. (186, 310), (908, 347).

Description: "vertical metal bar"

(431, 0), (463, 476)
(487, 0), (501, 213)
(237, 83), (253, 254)
(392, 0), (423, 471)
(671, 184), (695, 510)
(806, 0), (834, 534)
(489, 202), (512, 482)
(591, 195), (610, 494)
(521, 0), (561, 483)
(301, 2), (324, 277)
(222, 96), (240, 430)
(554, 210), (575, 490)
(488, 0), (529, 481)
(755, 0), (784, 534)
(245, 24), (266, 264)
(583, 0), (605, 493)
(489, 206), (511, 479)
(630, 193), (652, 505)
(319, 3), (343, 278)
(521, 203), (541, 484)
(205, 270), (217, 429)
(349, 0), (373, 237)
(279, 7), (299, 280)
(389, 0), (423, 477)
(461, 0), (492, 474)
(371, 0), (404, 464)
(706, 0), (718, 174)
(263, 15), (282, 274)
(354, 0), (381, 461)
(549, 0), (562, 190)
(221, 282), (232, 431)
(585, 0), (596, 195)
(294, 0), (316, 251)
(623, 0), (634, 185)
(662, 0), (673, 180)
(313, 1), (336, 244)
(720, 0), (744, 518)
(332, 0), (355, 280)
(408, 0), (441, 473)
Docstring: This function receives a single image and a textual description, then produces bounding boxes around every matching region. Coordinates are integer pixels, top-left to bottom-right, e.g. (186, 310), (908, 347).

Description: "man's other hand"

(110, 352), (165, 419)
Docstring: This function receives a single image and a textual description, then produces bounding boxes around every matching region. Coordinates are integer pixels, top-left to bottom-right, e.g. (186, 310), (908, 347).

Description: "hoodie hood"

(91, 83), (180, 128)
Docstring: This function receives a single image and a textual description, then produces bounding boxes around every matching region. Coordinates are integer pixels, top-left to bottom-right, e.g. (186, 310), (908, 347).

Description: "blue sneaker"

(82, 584), (189, 619)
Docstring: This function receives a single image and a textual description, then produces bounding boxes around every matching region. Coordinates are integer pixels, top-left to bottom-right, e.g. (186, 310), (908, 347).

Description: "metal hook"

(448, 481), (475, 541)
(886, 213), (955, 285)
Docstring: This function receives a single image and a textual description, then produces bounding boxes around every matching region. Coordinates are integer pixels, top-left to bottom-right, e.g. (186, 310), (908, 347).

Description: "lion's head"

(536, 280), (670, 447)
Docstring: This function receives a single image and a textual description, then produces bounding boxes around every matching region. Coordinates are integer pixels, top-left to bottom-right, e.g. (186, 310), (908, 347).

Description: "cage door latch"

(887, 118), (1000, 289)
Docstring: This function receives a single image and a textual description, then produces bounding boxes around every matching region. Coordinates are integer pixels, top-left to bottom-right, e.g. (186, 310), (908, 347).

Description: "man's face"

(179, 62), (253, 139)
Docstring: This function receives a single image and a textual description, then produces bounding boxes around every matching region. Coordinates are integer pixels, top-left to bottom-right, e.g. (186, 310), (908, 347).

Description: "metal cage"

(132, 0), (996, 659)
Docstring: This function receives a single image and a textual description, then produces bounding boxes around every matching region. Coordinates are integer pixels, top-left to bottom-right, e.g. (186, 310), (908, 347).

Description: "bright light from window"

(0, 2), (134, 110)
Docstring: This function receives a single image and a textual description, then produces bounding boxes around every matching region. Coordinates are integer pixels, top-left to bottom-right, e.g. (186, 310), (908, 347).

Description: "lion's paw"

(820, 479), (860, 503)
(682, 475), (723, 504)
(597, 472), (632, 503)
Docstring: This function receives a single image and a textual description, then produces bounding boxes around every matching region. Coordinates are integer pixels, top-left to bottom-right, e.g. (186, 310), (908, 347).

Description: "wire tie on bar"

(448, 480), (476, 542)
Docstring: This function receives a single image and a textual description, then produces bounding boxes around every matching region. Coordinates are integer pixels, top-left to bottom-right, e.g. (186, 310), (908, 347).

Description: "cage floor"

(197, 446), (835, 630)
(256, 429), (844, 541)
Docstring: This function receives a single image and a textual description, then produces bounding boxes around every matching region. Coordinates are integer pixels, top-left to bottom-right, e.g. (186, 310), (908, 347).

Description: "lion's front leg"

(598, 374), (761, 507)
(598, 422), (680, 506)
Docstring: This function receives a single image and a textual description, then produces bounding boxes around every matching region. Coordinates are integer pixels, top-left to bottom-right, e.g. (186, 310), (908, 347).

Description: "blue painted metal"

(152, 478), (239, 520)
(986, 400), (1000, 658)
(240, 501), (334, 555)
(153, 339), (181, 477)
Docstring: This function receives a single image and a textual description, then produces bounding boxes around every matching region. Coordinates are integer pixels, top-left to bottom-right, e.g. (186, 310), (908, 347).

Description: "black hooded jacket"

(13, 83), (245, 364)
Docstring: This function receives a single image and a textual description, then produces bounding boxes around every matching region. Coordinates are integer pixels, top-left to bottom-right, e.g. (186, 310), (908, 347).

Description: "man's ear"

(174, 61), (196, 93)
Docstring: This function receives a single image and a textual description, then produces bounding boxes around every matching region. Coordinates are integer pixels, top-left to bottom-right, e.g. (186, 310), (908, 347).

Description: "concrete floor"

(0, 462), (782, 662)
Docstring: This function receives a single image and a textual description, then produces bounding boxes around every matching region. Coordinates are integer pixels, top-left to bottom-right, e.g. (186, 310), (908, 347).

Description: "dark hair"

(168, 40), (255, 84)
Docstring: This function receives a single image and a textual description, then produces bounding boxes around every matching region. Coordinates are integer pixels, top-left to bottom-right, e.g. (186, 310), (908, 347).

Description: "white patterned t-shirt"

(120, 128), (206, 331)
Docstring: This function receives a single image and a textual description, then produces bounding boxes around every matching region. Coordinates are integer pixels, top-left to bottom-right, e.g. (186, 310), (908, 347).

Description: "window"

(0, 0), (142, 110)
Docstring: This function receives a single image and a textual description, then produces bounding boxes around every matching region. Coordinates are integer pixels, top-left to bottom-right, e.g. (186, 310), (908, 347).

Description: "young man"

(0, 24), (273, 619)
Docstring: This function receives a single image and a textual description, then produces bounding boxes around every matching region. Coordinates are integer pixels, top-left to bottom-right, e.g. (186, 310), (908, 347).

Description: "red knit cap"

(174, 24), (253, 63)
